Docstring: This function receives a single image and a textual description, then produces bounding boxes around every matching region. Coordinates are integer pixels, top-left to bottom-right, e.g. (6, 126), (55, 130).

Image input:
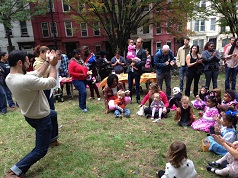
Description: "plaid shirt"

(59, 54), (69, 77)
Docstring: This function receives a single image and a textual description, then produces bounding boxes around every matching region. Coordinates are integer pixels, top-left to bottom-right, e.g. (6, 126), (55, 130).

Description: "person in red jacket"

(140, 82), (170, 118)
(68, 49), (90, 112)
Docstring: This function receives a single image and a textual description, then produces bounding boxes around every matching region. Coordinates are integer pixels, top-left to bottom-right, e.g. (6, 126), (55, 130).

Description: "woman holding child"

(103, 74), (125, 114)
(140, 83), (170, 118)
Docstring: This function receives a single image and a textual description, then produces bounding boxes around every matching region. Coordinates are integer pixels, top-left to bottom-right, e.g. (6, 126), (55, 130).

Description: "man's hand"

(165, 61), (169, 65)
(170, 61), (175, 66)
(47, 50), (58, 66)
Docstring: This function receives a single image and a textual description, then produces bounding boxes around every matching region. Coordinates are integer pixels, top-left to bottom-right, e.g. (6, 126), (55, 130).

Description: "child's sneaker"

(97, 98), (101, 101)
(152, 118), (161, 123)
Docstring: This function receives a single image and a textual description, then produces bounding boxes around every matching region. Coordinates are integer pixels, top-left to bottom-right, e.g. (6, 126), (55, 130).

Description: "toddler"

(126, 39), (141, 71)
(150, 93), (166, 123)
(206, 110), (237, 155)
(169, 87), (182, 110)
(191, 96), (219, 132)
(191, 86), (209, 110)
(174, 96), (196, 127)
(206, 136), (238, 177)
(218, 89), (237, 111)
(210, 88), (221, 105)
(156, 140), (197, 178)
(111, 90), (130, 119)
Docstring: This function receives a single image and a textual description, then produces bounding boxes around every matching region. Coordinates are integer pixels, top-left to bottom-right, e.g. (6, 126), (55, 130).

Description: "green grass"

(0, 74), (226, 178)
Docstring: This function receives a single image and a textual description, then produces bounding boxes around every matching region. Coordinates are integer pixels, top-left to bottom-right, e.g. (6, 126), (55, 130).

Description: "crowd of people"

(2, 36), (238, 178)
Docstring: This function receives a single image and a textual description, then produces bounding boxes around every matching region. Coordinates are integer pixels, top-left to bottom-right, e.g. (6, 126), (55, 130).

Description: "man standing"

(127, 37), (146, 104)
(176, 37), (190, 92)
(154, 45), (175, 99)
(0, 52), (16, 108)
(58, 50), (72, 97)
(4, 50), (59, 178)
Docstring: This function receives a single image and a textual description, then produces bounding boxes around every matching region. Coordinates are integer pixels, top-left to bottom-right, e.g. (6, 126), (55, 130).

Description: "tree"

(68, 0), (199, 54)
(0, 0), (48, 52)
(206, 0), (238, 37)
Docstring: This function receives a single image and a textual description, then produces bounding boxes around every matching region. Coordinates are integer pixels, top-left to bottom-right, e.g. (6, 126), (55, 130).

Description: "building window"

(41, 22), (49, 38)
(156, 42), (162, 51)
(156, 23), (162, 34)
(81, 23), (88, 37)
(93, 22), (100, 36)
(167, 41), (172, 49)
(200, 20), (205, 31)
(48, 1), (54, 12)
(95, 45), (101, 54)
(193, 39), (204, 52)
(64, 21), (73, 37)
(62, 0), (70, 12)
(194, 20), (199, 31)
(166, 21), (172, 33)
(201, 0), (206, 8)
(20, 21), (28, 36)
(143, 24), (149, 34)
(50, 22), (58, 37)
(210, 18), (216, 31)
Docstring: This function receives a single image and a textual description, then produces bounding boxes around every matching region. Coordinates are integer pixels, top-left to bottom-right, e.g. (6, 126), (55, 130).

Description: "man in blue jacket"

(154, 45), (175, 99)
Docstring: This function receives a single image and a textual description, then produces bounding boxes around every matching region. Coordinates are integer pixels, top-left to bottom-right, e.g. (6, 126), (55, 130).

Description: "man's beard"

(22, 65), (28, 74)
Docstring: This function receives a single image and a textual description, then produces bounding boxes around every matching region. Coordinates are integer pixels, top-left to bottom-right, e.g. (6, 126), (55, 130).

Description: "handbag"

(202, 139), (210, 152)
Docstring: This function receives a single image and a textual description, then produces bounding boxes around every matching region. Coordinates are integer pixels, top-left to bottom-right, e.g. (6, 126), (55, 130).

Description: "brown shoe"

(4, 171), (21, 178)
(49, 140), (61, 147)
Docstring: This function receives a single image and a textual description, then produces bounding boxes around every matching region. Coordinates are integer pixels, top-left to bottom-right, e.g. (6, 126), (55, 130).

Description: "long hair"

(228, 38), (238, 55)
(107, 74), (118, 88)
(190, 45), (199, 54)
(167, 140), (187, 168)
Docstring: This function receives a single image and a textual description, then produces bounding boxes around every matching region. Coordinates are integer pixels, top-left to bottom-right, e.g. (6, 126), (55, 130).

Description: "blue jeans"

(128, 71), (141, 101)
(204, 70), (219, 89)
(225, 67), (238, 90)
(11, 110), (58, 176)
(156, 71), (171, 98)
(179, 66), (187, 92)
(0, 84), (7, 114)
(3, 83), (15, 107)
(72, 80), (87, 110)
(114, 108), (130, 117)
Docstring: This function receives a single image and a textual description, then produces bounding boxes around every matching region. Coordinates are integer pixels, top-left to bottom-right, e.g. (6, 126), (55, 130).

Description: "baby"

(126, 39), (141, 71)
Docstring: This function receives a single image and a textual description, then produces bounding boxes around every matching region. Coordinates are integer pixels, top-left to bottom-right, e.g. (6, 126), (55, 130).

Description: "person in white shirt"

(4, 50), (59, 178)
(156, 140), (197, 178)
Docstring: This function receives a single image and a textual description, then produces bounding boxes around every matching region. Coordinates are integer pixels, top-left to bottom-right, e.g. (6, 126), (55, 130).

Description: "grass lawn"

(0, 74), (227, 178)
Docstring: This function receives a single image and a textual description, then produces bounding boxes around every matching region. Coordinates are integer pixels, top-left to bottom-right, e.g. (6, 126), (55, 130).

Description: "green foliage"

(68, 0), (201, 54)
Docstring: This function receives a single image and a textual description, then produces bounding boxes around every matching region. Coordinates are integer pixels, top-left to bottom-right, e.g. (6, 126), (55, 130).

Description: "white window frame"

(200, 20), (205, 31)
(167, 41), (172, 49)
(20, 21), (28, 36)
(62, 0), (70, 12)
(50, 22), (58, 37)
(156, 23), (162, 34)
(81, 23), (88, 37)
(156, 42), (162, 51)
(64, 21), (73, 37)
(194, 20), (199, 32)
(210, 18), (216, 31)
(166, 21), (172, 34)
(41, 22), (49, 38)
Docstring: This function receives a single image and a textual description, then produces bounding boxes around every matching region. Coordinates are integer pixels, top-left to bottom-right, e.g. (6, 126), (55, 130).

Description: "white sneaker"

(151, 117), (154, 120)
(98, 98), (101, 101)
(152, 118), (161, 123)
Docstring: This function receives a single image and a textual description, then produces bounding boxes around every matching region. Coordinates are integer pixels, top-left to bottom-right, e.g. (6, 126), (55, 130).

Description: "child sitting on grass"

(218, 89), (237, 111)
(156, 140), (197, 178)
(206, 109), (237, 156)
(174, 96), (196, 127)
(113, 90), (130, 119)
(150, 93), (166, 123)
(191, 96), (219, 132)
(191, 86), (209, 110)
(206, 135), (238, 177)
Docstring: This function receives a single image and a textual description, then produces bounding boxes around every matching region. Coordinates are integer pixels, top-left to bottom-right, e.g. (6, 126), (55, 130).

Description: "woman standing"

(68, 49), (89, 112)
(82, 46), (101, 100)
(202, 42), (221, 89)
(224, 38), (238, 90)
(103, 74), (125, 114)
(185, 45), (203, 97)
